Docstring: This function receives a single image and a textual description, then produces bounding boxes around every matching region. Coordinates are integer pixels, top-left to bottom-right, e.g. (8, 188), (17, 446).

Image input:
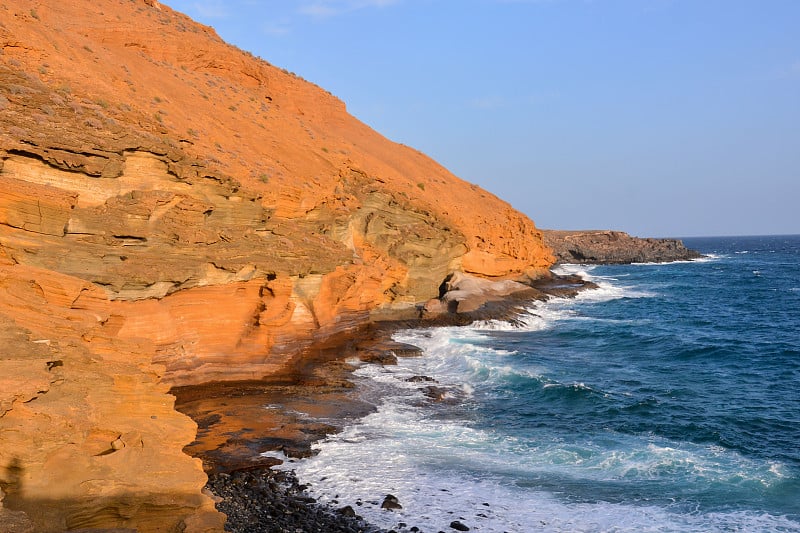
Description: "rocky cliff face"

(0, 1), (553, 530)
(542, 230), (701, 264)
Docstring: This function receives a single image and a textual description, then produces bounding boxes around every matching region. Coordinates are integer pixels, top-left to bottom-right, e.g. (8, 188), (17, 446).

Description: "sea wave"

(282, 237), (800, 532)
(284, 351), (799, 532)
(553, 263), (656, 301)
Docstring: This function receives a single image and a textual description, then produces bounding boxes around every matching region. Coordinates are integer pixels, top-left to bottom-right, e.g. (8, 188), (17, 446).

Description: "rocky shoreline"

(174, 271), (599, 532)
(206, 468), (382, 533)
(177, 250), (704, 532)
(541, 229), (702, 264)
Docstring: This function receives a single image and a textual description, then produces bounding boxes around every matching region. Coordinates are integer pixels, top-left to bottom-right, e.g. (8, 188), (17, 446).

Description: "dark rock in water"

(406, 375), (437, 383)
(381, 493), (403, 510)
(541, 229), (702, 264)
(358, 348), (399, 365)
(424, 385), (448, 401)
(384, 341), (425, 358)
(338, 505), (357, 517)
(450, 520), (471, 531)
(358, 340), (424, 365)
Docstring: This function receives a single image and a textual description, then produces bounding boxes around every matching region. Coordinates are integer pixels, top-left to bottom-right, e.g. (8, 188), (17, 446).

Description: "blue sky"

(165, 0), (799, 237)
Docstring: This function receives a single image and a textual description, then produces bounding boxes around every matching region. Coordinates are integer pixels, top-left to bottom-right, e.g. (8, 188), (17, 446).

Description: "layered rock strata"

(0, 0), (553, 530)
(542, 230), (701, 264)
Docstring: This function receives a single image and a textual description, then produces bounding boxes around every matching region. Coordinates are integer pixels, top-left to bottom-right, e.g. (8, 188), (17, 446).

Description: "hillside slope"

(0, 0), (553, 530)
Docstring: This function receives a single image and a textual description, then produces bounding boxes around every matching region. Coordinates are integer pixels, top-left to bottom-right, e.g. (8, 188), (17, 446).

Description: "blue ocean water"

(283, 235), (800, 532)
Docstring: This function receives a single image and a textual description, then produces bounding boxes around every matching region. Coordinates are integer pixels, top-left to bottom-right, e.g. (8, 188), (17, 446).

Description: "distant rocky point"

(542, 230), (702, 264)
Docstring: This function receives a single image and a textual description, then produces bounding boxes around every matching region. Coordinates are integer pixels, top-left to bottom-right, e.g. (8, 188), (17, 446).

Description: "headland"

(0, 1), (699, 531)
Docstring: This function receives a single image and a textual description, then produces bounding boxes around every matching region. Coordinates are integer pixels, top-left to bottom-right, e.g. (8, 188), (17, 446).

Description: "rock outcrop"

(542, 230), (701, 264)
(0, 0), (553, 530)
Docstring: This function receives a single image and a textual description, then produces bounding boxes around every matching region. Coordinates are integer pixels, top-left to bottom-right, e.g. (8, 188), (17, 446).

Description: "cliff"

(0, 0), (553, 530)
(542, 230), (701, 264)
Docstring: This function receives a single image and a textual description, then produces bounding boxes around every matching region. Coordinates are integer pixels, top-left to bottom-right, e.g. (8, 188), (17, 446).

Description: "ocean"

(278, 235), (800, 532)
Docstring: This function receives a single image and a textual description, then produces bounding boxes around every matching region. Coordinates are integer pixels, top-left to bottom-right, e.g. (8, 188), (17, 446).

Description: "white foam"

(551, 263), (597, 278)
(474, 262), (657, 332)
(693, 253), (725, 262)
(259, 449), (289, 461)
(553, 263), (657, 302)
(280, 322), (797, 532)
(284, 404), (798, 533)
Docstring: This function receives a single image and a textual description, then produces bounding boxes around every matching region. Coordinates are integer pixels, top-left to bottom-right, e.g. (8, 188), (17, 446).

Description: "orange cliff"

(0, 0), (554, 530)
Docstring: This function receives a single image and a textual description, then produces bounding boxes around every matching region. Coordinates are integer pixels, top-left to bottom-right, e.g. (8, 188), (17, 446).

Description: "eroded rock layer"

(1, 0), (553, 530)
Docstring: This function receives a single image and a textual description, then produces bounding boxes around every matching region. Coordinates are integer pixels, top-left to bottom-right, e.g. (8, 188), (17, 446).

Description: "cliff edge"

(0, 0), (552, 530)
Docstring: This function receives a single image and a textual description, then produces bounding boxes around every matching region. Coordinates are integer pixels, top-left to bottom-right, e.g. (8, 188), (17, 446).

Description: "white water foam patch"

(472, 298), (578, 332)
(283, 397), (799, 533)
(574, 278), (656, 303)
(280, 324), (799, 532)
(473, 263), (657, 332)
(553, 263), (656, 302)
(390, 327), (548, 388)
(694, 253), (726, 262)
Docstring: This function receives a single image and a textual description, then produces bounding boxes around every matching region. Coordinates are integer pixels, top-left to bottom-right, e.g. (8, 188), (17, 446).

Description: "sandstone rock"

(440, 271), (534, 313)
(0, 0), (554, 530)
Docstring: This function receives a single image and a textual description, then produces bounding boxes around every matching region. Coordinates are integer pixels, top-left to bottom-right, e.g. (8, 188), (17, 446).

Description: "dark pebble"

(338, 505), (357, 517)
(450, 520), (470, 531)
(381, 494), (402, 510)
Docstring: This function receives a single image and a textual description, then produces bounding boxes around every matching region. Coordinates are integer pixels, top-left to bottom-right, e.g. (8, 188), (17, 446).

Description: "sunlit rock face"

(0, 0), (553, 530)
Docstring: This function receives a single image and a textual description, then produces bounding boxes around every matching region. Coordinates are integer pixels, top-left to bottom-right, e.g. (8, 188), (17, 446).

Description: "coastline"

(172, 271), (599, 532)
(171, 237), (709, 531)
(541, 229), (702, 264)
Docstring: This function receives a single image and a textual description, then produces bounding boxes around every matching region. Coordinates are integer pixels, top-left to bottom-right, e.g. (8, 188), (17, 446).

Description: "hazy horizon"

(165, 0), (799, 239)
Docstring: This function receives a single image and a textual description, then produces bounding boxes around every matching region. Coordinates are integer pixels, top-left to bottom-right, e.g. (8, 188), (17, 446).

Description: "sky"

(164, 0), (799, 237)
